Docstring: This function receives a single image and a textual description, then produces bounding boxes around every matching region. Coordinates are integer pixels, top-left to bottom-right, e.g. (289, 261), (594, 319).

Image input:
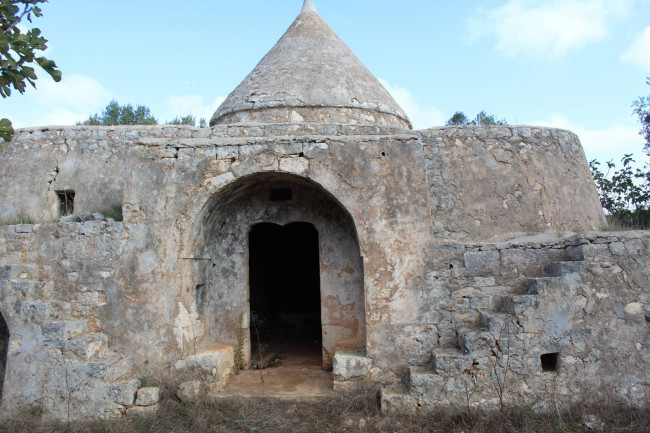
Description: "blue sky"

(2, 0), (650, 167)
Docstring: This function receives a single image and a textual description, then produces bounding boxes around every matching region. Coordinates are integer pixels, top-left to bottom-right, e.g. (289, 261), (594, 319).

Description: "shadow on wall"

(0, 312), (8, 405)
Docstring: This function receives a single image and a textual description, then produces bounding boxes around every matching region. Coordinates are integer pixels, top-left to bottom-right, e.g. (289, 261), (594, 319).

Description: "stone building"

(0, 0), (648, 420)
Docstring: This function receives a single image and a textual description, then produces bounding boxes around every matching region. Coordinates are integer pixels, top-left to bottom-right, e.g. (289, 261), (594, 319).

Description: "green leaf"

(0, 117), (14, 144)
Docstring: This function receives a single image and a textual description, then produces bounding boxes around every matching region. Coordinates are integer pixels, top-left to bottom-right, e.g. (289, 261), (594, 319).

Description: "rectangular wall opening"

(269, 188), (292, 202)
(56, 190), (75, 216)
(541, 352), (560, 373)
(249, 222), (321, 368)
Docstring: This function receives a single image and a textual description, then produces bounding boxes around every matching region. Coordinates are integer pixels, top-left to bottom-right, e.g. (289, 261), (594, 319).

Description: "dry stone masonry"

(0, 0), (647, 420)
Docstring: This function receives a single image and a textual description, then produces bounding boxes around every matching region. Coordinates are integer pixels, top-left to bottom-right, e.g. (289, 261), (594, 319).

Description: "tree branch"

(3, 2), (32, 35)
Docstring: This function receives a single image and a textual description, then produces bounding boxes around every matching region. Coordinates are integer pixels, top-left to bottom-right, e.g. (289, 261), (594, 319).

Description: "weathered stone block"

(303, 142), (328, 159)
(108, 379), (140, 406)
(333, 352), (373, 380)
(379, 388), (417, 414)
(126, 405), (158, 417)
(504, 295), (537, 315)
(136, 387), (160, 407)
(42, 320), (87, 343)
(432, 349), (472, 374)
(546, 261), (587, 277)
(215, 145), (238, 159)
(609, 242), (626, 256)
(459, 331), (494, 354)
(463, 251), (500, 268)
(274, 143), (302, 156)
(177, 380), (202, 403)
(174, 344), (235, 384)
(64, 334), (108, 360)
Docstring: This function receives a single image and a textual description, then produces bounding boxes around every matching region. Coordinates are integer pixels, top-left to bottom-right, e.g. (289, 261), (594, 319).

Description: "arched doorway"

(249, 222), (322, 366)
(0, 312), (8, 405)
(192, 173), (365, 369)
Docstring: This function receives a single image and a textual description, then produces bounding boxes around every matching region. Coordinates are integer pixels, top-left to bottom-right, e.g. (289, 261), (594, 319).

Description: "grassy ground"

(1, 390), (649, 433)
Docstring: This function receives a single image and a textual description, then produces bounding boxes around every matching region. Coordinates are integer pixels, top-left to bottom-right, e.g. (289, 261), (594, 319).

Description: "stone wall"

(0, 222), (136, 419)
(1, 123), (640, 420)
(421, 126), (606, 241)
(378, 231), (650, 412)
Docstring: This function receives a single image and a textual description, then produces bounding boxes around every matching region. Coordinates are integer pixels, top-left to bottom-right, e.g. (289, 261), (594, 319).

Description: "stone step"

(481, 313), (519, 335)
(408, 367), (455, 407)
(175, 343), (235, 391)
(81, 355), (132, 383)
(64, 333), (109, 360)
(458, 330), (495, 354)
(332, 351), (373, 391)
(503, 295), (538, 316)
(545, 261), (587, 277)
(379, 386), (417, 414)
(431, 348), (473, 374)
(523, 277), (562, 295)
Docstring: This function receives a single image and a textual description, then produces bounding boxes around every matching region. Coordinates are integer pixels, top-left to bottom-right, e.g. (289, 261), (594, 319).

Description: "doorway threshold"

(216, 365), (335, 399)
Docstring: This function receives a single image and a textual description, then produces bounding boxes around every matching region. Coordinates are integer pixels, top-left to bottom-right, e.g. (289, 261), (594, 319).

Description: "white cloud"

(5, 74), (113, 128)
(468, 0), (638, 59)
(621, 25), (650, 71)
(159, 95), (226, 125)
(536, 114), (646, 169)
(378, 79), (446, 130)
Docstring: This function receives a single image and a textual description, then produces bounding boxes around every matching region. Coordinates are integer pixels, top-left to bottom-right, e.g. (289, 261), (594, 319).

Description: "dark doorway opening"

(0, 312), (9, 405)
(249, 222), (322, 367)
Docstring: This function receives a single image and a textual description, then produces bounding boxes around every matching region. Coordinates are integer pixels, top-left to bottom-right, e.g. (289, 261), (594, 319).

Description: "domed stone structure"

(211, 0), (412, 129)
(0, 0), (648, 422)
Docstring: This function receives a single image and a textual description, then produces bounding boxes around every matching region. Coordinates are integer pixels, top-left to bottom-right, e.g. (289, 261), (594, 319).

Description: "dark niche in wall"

(0, 312), (9, 405)
(541, 352), (560, 373)
(56, 190), (75, 216)
(269, 188), (292, 202)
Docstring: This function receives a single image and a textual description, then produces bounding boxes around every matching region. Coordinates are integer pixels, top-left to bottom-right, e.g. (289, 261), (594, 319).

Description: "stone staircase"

(382, 255), (588, 413)
(1, 262), (139, 418)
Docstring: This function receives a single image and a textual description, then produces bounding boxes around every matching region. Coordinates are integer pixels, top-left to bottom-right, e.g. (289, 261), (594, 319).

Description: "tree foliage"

(167, 114), (207, 128)
(0, 0), (61, 145)
(633, 77), (650, 154)
(589, 155), (650, 228)
(446, 110), (508, 126)
(79, 100), (210, 128)
(79, 100), (158, 126)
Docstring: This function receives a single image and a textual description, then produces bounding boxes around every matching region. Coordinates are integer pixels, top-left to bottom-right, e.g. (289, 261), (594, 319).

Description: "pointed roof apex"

(210, 1), (412, 130)
(301, 0), (317, 14)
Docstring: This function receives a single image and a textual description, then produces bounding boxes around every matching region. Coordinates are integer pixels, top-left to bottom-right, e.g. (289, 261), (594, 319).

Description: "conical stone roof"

(210, 0), (412, 129)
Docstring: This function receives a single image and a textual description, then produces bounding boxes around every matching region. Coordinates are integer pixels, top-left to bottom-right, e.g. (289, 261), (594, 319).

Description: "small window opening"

(270, 188), (292, 202)
(195, 284), (206, 316)
(449, 264), (454, 269)
(56, 190), (75, 216)
(541, 352), (560, 372)
(380, 151), (386, 157)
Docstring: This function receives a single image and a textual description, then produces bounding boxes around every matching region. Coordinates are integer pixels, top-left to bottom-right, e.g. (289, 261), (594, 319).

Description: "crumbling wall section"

(420, 126), (606, 241)
(0, 222), (140, 420)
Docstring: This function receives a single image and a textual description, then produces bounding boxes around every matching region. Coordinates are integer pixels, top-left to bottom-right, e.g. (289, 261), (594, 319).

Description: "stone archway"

(192, 173), (365, 368)
(0, 312), (8, 405)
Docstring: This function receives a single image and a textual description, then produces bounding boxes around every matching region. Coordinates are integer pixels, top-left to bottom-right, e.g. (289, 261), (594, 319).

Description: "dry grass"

(1, 389), (649, 433)
(604, 214), (649, 231)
